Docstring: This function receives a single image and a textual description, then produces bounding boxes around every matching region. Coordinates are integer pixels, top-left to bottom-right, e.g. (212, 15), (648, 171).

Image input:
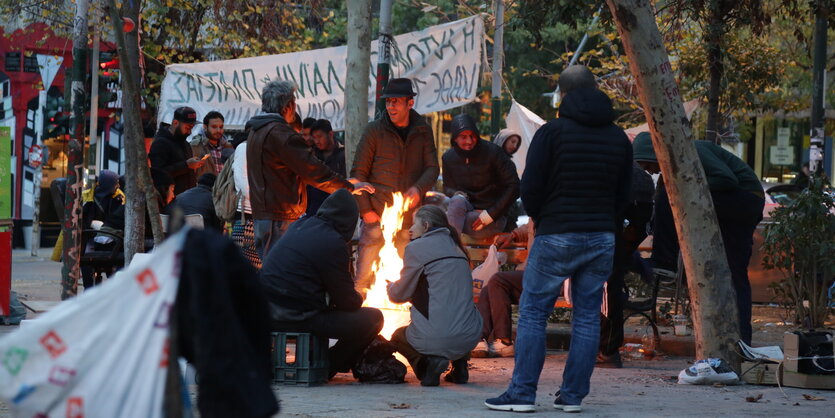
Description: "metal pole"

(550, 3), (604, 108)
(61, 0), (89, 299)
(89, 2), (101, 175)
(374, 0), (393, 119)
(491, 0), (504, 135)
(31, 90), (45, 256)
(808, 0), (828, 175)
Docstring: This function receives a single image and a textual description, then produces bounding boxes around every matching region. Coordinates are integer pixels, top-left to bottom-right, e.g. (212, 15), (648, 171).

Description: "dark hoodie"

(260, 189), (363, 322)
(149, 125), (196, 195)
(521, 87), (632, 235)
(441, 114), (519, 219)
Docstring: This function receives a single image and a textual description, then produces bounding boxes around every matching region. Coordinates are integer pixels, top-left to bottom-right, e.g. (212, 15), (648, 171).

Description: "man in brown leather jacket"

(246, 80), (373, 258)
(350, 78), (439, 296)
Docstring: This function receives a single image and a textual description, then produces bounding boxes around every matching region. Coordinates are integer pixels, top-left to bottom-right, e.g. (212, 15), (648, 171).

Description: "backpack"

(212, 151), (241, 222)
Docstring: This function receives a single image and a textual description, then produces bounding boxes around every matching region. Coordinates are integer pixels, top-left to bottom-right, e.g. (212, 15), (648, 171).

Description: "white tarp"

(0, 231), (187, 417)
(505, 100), (547, 178)
(158, 15), (484, 130)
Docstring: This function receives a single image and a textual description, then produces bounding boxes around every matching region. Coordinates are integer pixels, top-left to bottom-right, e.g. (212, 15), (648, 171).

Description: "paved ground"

(3, 248), (834, 417)
(277, 354), (833, 417)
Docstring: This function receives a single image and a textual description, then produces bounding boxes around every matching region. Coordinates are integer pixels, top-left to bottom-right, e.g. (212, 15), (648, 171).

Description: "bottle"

(640, 333), (656, 359)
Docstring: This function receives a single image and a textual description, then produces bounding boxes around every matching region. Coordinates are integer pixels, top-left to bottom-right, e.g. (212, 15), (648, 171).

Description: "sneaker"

(444, 358), (469, 384)
(471, 340), (490, 358)
(420, 355), (449, 387)
(595, 352), (623, 369)
(489, 340), (515, 358)
(553, 392), (582, 413)
(484, 392), (535, 413)
(677, 358), (739, 385)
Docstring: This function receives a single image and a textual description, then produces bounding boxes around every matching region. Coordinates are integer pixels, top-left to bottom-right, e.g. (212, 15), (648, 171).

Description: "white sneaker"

(489, 340), (515, 358)
(471, 340), (490, 358)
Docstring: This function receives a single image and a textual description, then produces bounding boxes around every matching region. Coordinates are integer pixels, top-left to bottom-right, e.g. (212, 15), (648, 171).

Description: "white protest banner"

(158, 15), (484, 130)
(506, 100), (546, 178)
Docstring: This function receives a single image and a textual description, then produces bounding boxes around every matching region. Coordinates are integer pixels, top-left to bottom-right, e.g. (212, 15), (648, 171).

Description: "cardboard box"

(779, 370), (835, 390)
(741, 361), (779, 385)
(784, 331), (834, 374)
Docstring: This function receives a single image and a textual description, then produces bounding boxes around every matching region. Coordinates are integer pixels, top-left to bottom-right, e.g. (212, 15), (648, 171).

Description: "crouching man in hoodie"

(261, 189), (384, 379)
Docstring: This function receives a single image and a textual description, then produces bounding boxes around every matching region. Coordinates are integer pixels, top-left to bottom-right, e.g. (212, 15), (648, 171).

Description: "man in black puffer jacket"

(261, 189), (384, 379)
(149, 106), (206, 195)
(486, 66), (632, 413)
(442, 114), (519, 239)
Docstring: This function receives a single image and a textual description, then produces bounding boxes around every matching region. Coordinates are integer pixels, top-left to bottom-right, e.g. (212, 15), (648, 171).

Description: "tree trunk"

(107, 0), (164, 265)
(60, 0), (89, 300)
(607, 0), (741, 370)
(704, 1), (725, 144)
(344, 0), (372, 173)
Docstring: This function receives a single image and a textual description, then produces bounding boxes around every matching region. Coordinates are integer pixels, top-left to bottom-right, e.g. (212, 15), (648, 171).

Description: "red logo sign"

(66, 397), (83, 418)
(49, 365), (77, 387)
(159, 339), (169, 368)
(28, 144), (42, 169)
(39, 331), (67, 359)
(136, 269), (159, 295)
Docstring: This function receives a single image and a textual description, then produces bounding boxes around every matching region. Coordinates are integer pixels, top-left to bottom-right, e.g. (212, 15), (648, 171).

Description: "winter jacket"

(442, 139), (519, 220)
(149, 126), (196, 195)
(388, 228), (482, 360)
(170, 184), (223, 230)
(232, 142), (251, 214)
(521, 87), (633, 235)
(260, 189), (364, 323)
(350, 109), (439, 217)
(190, 133), (232, 177)
(245, 114), (353, 221)
(306, 146), (347, 216)
(176, 229), (278, 417)
(632, 132), (761, 194)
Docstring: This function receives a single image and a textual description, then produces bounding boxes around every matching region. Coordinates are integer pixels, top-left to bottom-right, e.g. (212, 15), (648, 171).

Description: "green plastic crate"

(272, 332), (329, 386)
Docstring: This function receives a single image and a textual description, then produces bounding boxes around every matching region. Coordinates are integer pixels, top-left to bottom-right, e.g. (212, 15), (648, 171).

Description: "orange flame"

(362, 192), (413, 339)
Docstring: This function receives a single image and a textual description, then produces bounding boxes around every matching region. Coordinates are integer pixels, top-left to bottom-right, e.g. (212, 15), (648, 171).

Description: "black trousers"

(477, 271), (524, 341)
(599, 202), (653, 356)
(652, 184), (763, 344)
(272, 307), (384, 374)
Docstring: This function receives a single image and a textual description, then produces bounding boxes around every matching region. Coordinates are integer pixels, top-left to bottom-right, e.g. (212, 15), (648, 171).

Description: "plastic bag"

(352, 336), (406, 384)
(677, 358), (739, 385)
(472, 244), (501, 300)
(0, 231), (187, 417)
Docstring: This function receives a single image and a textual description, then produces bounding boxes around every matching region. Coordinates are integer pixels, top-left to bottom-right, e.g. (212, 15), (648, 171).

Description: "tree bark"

(60, 0), (89, 300)
(344, 0), (372, 173)
(607, 0), (741, 370)
(704, 1), (725, 144)
(107, 0), (164, 265)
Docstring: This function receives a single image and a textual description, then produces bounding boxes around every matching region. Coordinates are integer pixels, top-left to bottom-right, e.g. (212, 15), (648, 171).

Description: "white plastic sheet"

(472, 244), (502, 299)
(0, 231), (187, 417)
(505, 100), (546, 178)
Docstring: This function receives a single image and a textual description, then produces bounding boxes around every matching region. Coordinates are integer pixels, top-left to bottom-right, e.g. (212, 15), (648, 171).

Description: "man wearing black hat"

(149, 106), (207, 195)
(350, 78), (440, 297)
(442, 114), (519, 239)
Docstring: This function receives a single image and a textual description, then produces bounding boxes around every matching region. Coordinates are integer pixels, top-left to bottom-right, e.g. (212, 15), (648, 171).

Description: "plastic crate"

(272, 332), (329, 386)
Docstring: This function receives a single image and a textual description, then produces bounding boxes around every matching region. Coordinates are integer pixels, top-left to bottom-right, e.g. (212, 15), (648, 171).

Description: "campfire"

(361, 192), (413, 339)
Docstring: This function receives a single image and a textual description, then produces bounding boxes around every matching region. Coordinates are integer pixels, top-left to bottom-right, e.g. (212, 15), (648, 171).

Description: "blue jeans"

(506, 232), (614, 405)
(446, 195), (507, 240)
(254, 219), (294, 260)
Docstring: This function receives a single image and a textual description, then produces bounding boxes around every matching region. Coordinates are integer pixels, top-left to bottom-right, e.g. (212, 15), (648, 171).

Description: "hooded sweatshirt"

(493, 129), (521, 156)
(441, 115), (520, 219)
(260, 189), (363, 322)
(521, 87), (633, 235)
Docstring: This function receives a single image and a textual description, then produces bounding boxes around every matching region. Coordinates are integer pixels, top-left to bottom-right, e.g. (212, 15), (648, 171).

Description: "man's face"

(385, 97), (414, 127)
(638, 161), (661, 174)
(302, 128), (313, 146)
(454, 130), (478, 151)
(312, 130), (334, 152)
(204, 117), (224, 142)
(172, 120), (195, 138)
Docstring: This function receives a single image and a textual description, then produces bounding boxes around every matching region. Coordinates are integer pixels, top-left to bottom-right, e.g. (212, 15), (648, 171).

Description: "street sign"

(769, 145), (795, 165)
(777, 127), (791, 147)
(29, 144), (42, 169)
